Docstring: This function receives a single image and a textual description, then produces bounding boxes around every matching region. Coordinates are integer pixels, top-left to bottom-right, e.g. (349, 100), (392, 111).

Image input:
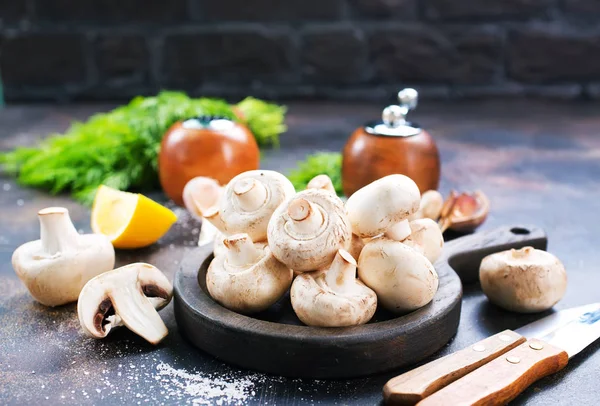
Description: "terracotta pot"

(159, 118), (260, 205)
(341, 88), (441, 197)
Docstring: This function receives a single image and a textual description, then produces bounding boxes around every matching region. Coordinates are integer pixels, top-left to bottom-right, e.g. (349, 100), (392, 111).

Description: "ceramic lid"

(182, 116), (235, 131)
(364, 88), (422, 137)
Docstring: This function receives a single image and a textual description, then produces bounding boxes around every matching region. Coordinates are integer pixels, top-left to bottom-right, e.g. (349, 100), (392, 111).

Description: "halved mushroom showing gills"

(77, 263), (173, 345)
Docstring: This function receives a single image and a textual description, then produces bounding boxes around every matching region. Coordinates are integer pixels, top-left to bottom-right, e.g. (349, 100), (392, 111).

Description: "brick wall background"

(2, 0), (600, 102)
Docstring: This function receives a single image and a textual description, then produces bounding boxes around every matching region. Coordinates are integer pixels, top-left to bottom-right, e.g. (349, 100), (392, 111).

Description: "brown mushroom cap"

(267, 189), (352, 272)
(479, 247), (567, 313)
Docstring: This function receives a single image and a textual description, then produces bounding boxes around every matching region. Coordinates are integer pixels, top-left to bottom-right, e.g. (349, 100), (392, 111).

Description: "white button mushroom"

(291, 249), (377, 327)
(479, 247), (567, 313)
(409, 190), (444, 221)
(358, 238), (439, 313)
(11, 207), (115, 307)
(267, 189), (352, 272)
(306, 173), (364, 261)
(207, 233), (293, 313)
(77, 262), (173, 344)
(306, 174), (336, 194)
(403, 218), (444, 264)
(346, 174), (421, 241)
(182, 176), (224, 252)
(204, 170), (296, 243)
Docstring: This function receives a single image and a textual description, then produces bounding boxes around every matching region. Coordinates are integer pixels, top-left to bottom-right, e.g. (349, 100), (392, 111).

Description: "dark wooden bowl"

(159, 120), (260, 205)
(173, 225), (547, 379)
(342, 128), (441, 197)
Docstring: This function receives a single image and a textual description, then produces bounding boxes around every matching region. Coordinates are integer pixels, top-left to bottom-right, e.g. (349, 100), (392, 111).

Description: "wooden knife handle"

(383, 330), (526, 405)
(416, 339), (568, 406)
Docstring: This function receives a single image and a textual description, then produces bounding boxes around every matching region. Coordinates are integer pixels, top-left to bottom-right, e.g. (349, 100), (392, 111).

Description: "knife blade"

(383, 303), (600, 405)
(417, 305), (600, 405)
(515, 302), (600, 339)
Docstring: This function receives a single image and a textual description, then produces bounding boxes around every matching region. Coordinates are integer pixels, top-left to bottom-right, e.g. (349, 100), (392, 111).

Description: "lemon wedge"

(91, 185), (177, 249)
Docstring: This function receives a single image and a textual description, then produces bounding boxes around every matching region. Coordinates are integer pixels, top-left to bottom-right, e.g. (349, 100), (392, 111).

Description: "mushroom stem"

(325, 250), (358, 295)
(203, 206), (227, 234)
(109, 283), (168, 344)
(224, 234), (262, 268)
(286, 198), (324, 235)
(385, 219), (411, 241)
(233, 178), (268, 212)
(38, 207), (80, 256)
(512, 247), (533, 259)
(197, 220), (220, 247)
(307, 175), (335, 193)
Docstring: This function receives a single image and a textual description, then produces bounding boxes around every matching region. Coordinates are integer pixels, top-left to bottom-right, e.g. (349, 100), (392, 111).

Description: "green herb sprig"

(287, 152), (343, 196)
(0, 92), (286, 204)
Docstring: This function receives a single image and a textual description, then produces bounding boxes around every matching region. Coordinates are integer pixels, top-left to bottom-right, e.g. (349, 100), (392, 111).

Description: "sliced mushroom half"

(77, 263), (173, 345)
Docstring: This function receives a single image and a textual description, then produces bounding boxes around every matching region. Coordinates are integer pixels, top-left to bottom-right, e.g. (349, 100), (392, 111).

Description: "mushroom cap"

(290, 250), (377, 327)
(409, 190), (444, 221)
(218, 170), (296, 242)
(403, 218), (444, 264)
(358, 238), (439, 313)
(479, 247), (567, 313)
(346, 174), (421, 238)
(12, 233), (115, 307)
(307, 174), (336, 194)
(182, 176), (222, 221)
(206, 238), (293, 314)
(77, 263), (173, 344)
(267, 189), (352, 272)
(291, 272), (377, 327)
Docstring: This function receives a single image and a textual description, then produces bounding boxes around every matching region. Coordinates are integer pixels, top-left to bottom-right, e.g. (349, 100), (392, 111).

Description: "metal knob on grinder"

(341, 88), (441, 196)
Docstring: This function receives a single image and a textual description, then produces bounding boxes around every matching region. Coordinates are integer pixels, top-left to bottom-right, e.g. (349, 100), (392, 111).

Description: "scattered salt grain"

(3, 183), (11, 191)
(17, 199), (24, 206)
(155, 362), (259, 405)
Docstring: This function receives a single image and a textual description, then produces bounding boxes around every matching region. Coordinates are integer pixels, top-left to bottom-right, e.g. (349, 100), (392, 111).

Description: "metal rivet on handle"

(473, 344), (486, 352)
(529, 342), (544, 350)
(506, 356), (521, 364)
(498, 334), (513, 342)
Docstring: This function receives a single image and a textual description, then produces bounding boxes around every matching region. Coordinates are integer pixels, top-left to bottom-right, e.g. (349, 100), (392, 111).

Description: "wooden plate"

(173, 225), (547, 378)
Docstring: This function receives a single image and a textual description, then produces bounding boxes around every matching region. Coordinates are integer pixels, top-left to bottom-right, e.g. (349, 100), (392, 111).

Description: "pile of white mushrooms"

(12, 207), (174, 345)
(185, 170), (444, 327)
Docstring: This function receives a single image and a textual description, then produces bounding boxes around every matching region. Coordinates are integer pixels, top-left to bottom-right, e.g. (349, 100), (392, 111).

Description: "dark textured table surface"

(1, 101), (600, 405)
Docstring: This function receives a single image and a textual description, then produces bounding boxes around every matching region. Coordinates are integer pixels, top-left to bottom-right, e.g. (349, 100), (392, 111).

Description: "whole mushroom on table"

(199, 170), (447, 326)
(12, 207), (115, 307)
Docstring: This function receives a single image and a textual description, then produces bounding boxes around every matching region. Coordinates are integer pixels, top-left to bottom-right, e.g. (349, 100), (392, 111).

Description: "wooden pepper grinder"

(342, 88), (440, 197)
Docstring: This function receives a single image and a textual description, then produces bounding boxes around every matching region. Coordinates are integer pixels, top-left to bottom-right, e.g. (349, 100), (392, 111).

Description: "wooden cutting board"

(173, 225), (547, 379)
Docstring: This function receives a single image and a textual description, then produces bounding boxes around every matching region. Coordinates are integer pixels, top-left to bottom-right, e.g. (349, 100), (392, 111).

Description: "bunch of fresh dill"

(0, 92), (287, 204)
